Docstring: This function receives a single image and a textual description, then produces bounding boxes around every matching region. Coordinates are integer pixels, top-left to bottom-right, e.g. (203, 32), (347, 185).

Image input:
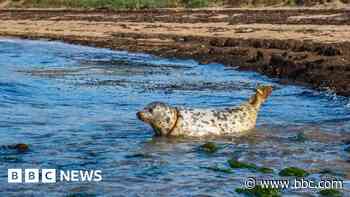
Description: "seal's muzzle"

(136, 111), (144, 121)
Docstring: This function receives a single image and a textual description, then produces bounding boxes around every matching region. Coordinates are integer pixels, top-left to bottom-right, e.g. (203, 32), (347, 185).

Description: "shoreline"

(0, 8), (349, 96)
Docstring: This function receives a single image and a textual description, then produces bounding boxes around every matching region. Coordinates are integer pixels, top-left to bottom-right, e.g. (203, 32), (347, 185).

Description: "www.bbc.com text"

(244, 177), (343, 190)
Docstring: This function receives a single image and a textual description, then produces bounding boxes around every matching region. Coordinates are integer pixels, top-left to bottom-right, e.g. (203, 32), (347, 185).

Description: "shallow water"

(0, 38), (350, 196)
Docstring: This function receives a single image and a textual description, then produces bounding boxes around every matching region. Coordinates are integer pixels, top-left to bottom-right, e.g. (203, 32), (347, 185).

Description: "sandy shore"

(0, 8), (350, 96)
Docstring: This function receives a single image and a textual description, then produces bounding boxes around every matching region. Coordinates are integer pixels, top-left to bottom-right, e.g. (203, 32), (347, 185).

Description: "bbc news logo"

(8, 169), (102, 183)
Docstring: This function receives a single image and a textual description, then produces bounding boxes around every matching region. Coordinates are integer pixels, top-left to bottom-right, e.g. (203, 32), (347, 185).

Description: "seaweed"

(200, 142), (219, 153)
(235, 185), (281, 197)
(125, 153), (152, 159)
(288, 132), (307, 142)
(228, 159), (258, 169)
(2, 143), (29, 153)
(279, 167), (309, 177)
(344, 146), (350, 153)
(201, 166), (233, 173)
(227, 159), (274, 174)
(258, 167), (274, 174)
(319, 189), (343, 197)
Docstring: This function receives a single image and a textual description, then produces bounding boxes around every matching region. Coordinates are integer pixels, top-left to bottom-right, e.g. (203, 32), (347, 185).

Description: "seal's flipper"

(249, 85), (273, 109)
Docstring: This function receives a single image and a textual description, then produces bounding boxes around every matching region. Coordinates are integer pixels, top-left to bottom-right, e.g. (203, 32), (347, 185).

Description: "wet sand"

(0, 8), (350, 96)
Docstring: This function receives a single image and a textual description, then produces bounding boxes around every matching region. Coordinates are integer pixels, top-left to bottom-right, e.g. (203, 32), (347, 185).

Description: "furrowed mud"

(0, 8), (349, 96)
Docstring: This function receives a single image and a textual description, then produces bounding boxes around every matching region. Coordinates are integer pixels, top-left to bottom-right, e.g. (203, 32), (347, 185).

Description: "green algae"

(289, 132), (307, 142)
(201, 166), (233, 173)
(200, 142), (219, 153)
(319, 189), (343, 197)
(235, 185), (281, 197)
(228, 159), (258, 169)
(258, 167), (274, 174)
(279, 167), (309, 177)
(227, 159), (274, 174)
(125, 153), (152, 159)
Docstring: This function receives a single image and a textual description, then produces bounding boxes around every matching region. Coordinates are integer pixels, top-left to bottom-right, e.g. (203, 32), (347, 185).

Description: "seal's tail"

(249, 85), (273, 108)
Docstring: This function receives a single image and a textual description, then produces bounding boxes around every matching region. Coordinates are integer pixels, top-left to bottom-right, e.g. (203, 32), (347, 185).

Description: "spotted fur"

(137, 86), (272, 137)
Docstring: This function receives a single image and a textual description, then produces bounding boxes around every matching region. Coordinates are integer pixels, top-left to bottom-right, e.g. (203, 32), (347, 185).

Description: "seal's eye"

(149, 108), (154, 113)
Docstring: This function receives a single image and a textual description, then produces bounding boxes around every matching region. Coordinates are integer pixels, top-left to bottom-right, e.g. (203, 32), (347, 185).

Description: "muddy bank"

(0, 8), (350, 96)
(1, 8), (350, 24)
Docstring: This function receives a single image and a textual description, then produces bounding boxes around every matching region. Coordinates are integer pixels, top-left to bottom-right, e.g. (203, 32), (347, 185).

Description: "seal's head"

(137, 102), (178, 136)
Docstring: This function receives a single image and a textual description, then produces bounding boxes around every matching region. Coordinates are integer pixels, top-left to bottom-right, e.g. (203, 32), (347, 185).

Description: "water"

(0, 38), (350, 196)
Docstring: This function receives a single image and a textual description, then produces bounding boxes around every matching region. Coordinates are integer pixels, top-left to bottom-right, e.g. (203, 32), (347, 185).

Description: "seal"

(137, 86), (273, 137)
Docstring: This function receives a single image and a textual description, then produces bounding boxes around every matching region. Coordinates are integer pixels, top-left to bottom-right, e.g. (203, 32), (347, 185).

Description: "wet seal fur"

(137, 86), (272, 137)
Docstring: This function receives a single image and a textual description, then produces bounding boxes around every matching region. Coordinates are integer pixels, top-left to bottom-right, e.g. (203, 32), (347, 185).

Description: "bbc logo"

(8, 169), (102, 183)
(8, 169), (56, 183)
